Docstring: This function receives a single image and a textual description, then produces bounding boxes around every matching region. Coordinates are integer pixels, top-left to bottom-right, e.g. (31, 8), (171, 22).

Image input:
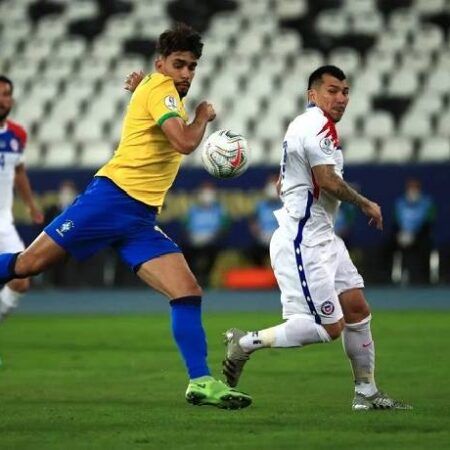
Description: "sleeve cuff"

(157, 111), (180, 126)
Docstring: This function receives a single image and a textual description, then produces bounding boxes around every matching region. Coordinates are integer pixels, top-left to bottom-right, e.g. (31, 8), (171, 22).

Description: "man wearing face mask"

(248, 174), (282, 266)
(183, 181), (229, 287)
(0, 75), (44, 324)
(392, 178), (436, 284)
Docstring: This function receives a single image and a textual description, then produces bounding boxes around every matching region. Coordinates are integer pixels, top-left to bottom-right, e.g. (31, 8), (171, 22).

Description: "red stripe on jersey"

(311, 170), (320, 199)
(6, 120), (28, 150)
(316, 116), (340, 149)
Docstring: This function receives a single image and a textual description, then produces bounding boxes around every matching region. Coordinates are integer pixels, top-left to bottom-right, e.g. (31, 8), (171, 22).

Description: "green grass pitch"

(0, 311), (449, 450)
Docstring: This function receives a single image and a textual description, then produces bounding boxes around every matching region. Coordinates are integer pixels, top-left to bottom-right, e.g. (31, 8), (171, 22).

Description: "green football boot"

(222, 328), (251, 388)
(352, 391), (413, 411)
(185, 376), (252, 410)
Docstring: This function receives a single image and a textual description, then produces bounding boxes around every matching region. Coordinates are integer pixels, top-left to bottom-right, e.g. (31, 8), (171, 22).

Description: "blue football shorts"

(44, 176), (181, 271)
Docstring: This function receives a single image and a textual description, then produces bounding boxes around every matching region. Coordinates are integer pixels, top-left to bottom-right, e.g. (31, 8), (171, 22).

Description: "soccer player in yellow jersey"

(0, 23), (252, 409)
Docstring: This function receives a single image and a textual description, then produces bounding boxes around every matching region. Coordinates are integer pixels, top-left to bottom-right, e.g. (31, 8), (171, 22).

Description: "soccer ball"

(201, 130), (250, 179)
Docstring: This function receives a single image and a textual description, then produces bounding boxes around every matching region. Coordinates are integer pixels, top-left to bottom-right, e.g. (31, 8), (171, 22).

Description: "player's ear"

(155, 57), (163, 71)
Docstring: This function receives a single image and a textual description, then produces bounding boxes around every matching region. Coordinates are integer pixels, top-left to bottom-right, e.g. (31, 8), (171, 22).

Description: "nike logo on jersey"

(362, 341), (373, 348)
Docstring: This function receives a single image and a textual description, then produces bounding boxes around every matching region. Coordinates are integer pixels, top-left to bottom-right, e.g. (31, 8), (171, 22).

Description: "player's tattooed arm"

(312, 164), (383, 229)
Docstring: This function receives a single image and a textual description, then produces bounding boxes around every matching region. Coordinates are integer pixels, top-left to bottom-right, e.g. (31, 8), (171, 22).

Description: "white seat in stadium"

(400, 113), (432, 138)
(418, 137), (450, 162)
(400, 51), (433, 74)
(375, 30), (408, 53)
(104, 15), (137, 40)
(337, 116), (356, 139)
(79, 141), (113, 168)
(388, 8), (419, 33)
(13, 100), (46, 126)
(248, 137), (267, 165)
(342, 93), (370, 119)
(54, 38), (87, 61)
(425, 70), (450, 94)
(65, 0), (99, 20)
(436, 111), (450, 136)
(388, 71), (419, 97)
(22, 38), (54, 62)
(234, 31), (266, 56)
(24, 142), (44, 168)
(352, 11), (383, 35)
(316, 10), (349, 37)
(344, 0), (376, 13)
(365, 50), (396, 75)
(343, 137), (377, 164)
(72, 117), (105, 142)
(270, 31), (302, 57)
(411, 24), (445, 52)
(239, 0), (271, 17)
(35, 17), (67, 41)
(91, 38), (122, 60)
(38, 118), (70, 143)
(352, 71), (383, 95)
(379, 137), (414, 162)
(275, 0), (308, 20)
(329, 47), (361, 75)
(209, 12), (245, 38)
(77, 58), (111, 82)
(44, 142), (78, 168)
(363, 111), (395, 138)
(42, 58), (75, 81)
(415, 0), (447, 15)
(410, 93), (443, 116)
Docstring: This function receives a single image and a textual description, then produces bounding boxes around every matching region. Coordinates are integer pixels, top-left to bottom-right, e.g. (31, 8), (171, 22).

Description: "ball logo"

(164, 96), (178, 111)
(320, 301), (335, 315)
(319, 137), (334, 155)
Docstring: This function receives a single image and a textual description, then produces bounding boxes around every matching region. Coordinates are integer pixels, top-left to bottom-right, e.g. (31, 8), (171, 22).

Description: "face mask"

(264, 183), (278, 200)
(406, 189), (420, 202)
(59, 188), (76, 208)
(198, 189), (216, 206)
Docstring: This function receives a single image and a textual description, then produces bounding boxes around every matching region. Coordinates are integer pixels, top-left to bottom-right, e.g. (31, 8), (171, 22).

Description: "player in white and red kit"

(223, 66), (412, 410)
(0, 75), (43, 322)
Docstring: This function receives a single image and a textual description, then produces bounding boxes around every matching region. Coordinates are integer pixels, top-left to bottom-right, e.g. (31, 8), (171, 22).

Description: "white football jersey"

(0, 120), (27, 223)
(277, 105), (344, 246)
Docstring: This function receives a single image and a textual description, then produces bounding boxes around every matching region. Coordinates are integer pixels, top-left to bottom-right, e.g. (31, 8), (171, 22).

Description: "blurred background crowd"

(1, 0), (449, 289)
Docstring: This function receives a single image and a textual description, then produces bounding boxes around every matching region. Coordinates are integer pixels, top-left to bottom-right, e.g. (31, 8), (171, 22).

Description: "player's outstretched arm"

(161, 101), (216, 155)
(312, 164), (383, 230)
(14, 164), (44, 224)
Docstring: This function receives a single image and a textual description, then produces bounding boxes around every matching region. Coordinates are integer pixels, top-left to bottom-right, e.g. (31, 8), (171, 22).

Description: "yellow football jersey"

(96, 72), (188, 208)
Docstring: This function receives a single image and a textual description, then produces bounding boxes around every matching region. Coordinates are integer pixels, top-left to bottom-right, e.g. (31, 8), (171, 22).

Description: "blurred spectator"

(182, 181), (229, 287)
(43, 179), (78, 224)
(392, 178), (436, 285)
(335, 201), (357, 248)
(43, 180), (79, 287)
(248, 174), (282, 266)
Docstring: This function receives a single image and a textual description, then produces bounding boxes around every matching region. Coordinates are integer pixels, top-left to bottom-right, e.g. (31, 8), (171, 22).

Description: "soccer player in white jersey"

(223, 66), (412, 410)
(0, 75), (44, 322)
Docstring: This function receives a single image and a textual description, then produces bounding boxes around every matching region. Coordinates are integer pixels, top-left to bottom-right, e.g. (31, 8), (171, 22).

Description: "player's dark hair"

(308, 65), (346, 90)
(0, 75), (13, 94)
(156, 23), (203, 59)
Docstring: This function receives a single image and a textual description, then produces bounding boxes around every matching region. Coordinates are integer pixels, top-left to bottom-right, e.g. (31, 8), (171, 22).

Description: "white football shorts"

(0, 221), (26, 254)
(270, 212), (364, 325)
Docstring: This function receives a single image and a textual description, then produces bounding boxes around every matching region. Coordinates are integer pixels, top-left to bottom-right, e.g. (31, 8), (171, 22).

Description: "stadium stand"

(0, 0), (449, 167)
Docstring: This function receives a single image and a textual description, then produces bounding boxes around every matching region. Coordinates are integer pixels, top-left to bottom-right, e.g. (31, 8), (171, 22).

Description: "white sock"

(342, 314), (378, 396)
(239, 316), (331, 353)
(0, 285), (23, 321)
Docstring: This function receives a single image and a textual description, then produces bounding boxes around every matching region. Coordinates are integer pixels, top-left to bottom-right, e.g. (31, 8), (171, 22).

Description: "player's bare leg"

(339, 288), (412, 410)
(223, 319), (343, 388)
(0, 232), (67, 284)
(137, 253), (252, 409)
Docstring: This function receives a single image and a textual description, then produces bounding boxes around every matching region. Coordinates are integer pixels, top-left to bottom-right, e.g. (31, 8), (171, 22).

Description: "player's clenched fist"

(196, 101), (216, 122)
